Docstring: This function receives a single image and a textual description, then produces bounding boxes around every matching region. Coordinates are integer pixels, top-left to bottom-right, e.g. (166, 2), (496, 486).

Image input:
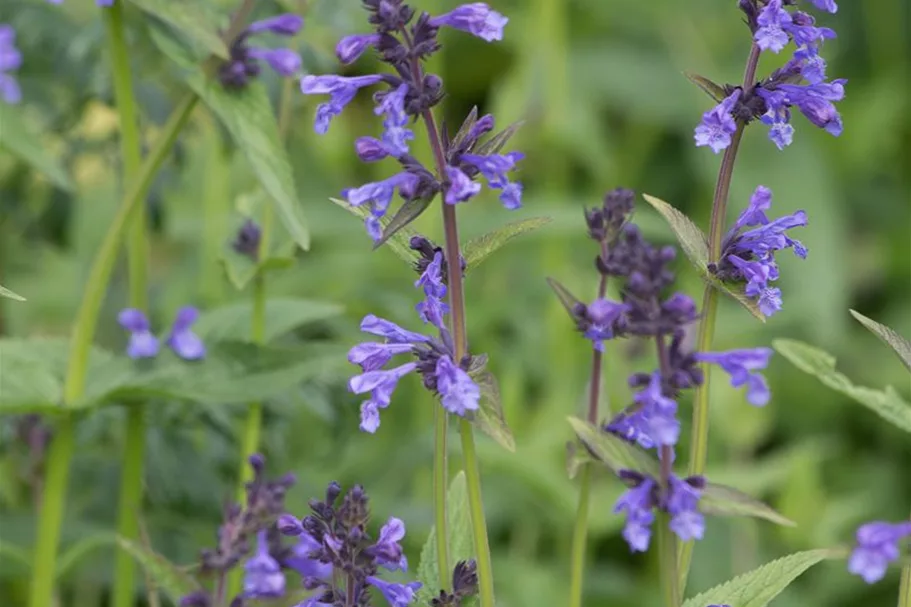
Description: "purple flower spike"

(665, 476), (705, 541)
(301, 74), (384, 134)
(374, 84), (414, 156)
(613, 476), (657, 552)
(337, 33), (380, 64)
(429, 3), (508, 42)
(0, 24), (22, 105)
(247, 14), (304, 36)
(366, 576), (422, 607)
(166, 306), (205, 360)
(249, 47), (301, 77)
(848, 521), (911, 584)
(755, 0), (793, 53)
(118, 308), (160, 359)
(694, 89), (741, 154)
(444, 165), (481, 204)
(369, 517), (408, 571)
(243, 531), (285, 599)
(435, 356), (481, 416)
(696, 348), (773, 406)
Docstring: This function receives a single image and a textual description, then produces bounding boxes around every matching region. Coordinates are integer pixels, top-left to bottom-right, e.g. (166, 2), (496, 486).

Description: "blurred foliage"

(1, 0), (910, 606)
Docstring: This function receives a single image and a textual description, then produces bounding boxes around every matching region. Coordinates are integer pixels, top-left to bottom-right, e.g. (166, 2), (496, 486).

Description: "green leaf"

(475, 120), (526, 156)
(565, 441), (596, 480)
(681, 549), (842, 607)
(0, 542), (31, 573)
(567, 416), (659, 477)
(684, 72), (728, 102)
(0, 104), (73, 191)
(774, 338), (911, 434)
(0, 284), (26, 301)
(463, 217), (553, 272)
(642, 193), (765, 321)
(57, 534), (115, 580)
(116, 537), (201, 606)
(700, 483), (795, 527)
(850, 309), (911, 372)
(377, 193), (436, 249)
(127, 0), (228, 59)
(546, 277), (584, 318)
(195, 298), (343, 343)
(469, 370), (515, 452)
(150, 24), (309, 250)
(417, 472), (473, 601)
(329, 197), (420, 264)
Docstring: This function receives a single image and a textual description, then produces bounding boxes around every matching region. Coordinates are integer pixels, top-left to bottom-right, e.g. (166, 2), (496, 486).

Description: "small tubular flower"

(696, 348), (773, 406)
(435, 355), (481, 416)
(247, 14), (304, 36)
(694, 89), (741, 154)
(242, 531), (285, 599)
(0, 24), (22, 104)
(848, 521), (911, 584)
(118, 309), (160, 359)
(301, 74), (384, 134)
(166, 306), (206, 360)
(459, 151), (525, 209)
(366, 576), (422, 607)
(428, 3), (508, 42)
(336, 33), (381, 64)
(367, 517), (409, 571)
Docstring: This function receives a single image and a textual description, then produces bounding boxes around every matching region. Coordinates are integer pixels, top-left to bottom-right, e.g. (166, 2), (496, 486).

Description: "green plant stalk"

(433, 403), (451, 581)
(899, 510), (911, 607)
(458, 418), (495, 606)
(657, 511), (681, 607)
(678, 43), (762, 596)
(29, 93), (199, 607)
(104, 3), (148, 607)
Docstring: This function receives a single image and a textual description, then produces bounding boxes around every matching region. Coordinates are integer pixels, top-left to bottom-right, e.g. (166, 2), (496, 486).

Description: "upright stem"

(104, 3), (148, 607)
(899, 510), (911, 607)
(29, 94), (198, 607)
(678, 42), (762, 595)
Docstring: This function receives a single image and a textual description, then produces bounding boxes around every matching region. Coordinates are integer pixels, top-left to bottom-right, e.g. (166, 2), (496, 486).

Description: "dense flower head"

(218, 13), (303, 89)
(585, 187), (635, 244)
(281, 482), (422, 606)
(118, 306), (205, 360)
(711, 186), (808, 316)
(0, 24), (22, 105)
(848, 521), (911, 584)
(430, 560), (480, 606)
(303, 2), (523, 241)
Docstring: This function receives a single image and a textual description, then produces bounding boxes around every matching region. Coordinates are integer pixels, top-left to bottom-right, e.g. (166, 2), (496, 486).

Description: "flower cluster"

(278, 482), (424, 607)
(848, 520), (911, 584)
(709, 185), (808, 316)
(117, 306), (206, 360)
(695, 0), (844, 152)
(219, 13), (304, 89)
(428, 560), (479, 607)
(0, 24), (22, 105)
(348, 237), (481, 433)
(301, 1), (524, 242)
(558, 188), (775, 552)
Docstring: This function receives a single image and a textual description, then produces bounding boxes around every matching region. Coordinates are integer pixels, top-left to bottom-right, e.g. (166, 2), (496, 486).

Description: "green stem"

(899, 510), (911, 607)
(434, 404), (451, 584)
(658, 512), (681, 607)
(459, 419), (495, 607)
(104, 3), (148, 607)
(568, 465), (591, 607)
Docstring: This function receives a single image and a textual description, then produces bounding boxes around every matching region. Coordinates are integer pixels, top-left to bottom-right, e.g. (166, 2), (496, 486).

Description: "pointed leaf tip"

(849, 310), (911, 372)
(464, 216), (552, 272)
(684, 72), (728, 102)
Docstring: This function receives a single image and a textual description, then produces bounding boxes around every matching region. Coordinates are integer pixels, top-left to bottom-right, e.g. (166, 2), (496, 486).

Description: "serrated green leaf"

(681, 549), (842, 607)
(0, 104), (73, 191)
(468, 370), (515, 452)
(567, 416), (659, 477)
(377, 193), (436, 249)
(128, 0), (228, 59)
(116, 537), (201, 606)
(700, 483), (795, 527)
(195, 298), (343, 343)
(329, 197), (420, 264)
(684, 72), (727, 102)
(417, 472), (473, 602)
(850, 309), (911, 372)
(773, 339), (911, 433)
(150, 24), (309, 250)
(0, 284), (26, 301)
(57, 534), (115, 580)
(464, 217), (552, 272)
(642, 193), (765, 321)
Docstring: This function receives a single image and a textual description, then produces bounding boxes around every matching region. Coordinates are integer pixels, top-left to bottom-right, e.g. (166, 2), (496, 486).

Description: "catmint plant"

(117, 306), (206, 360)
(219, 13), (304, 89)
(0, 24), (22, 104)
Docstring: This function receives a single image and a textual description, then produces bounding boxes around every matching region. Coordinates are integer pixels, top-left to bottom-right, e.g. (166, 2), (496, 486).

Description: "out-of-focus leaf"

(469, 370), (515, 452)
(329, 197), (420, 264)
(546, 277), (584, 319)
(0, 542), (30, 572)
(150, 24), (309, 250)
(567, 417), (659, 477)
(195, 299), (342, 343)
(0, 284), (26, 301)
(464, 217), (553, 272)
(0, 104), (73, 191)
(642, 193), (765, 321)
(116, 537), (200, 606)
(127, 0), (228, 59)
(684, 72), (727, 102)
(700, 483), (795, 527)
(774, 339), (911, 434)
(681, 549), (842, 607)
(417, 472), (473, 602)
(850, 309), (911, 372)
(475, 120), (526, 156)
(566, 441), (596, 480)
(57, 534), (115, 580)
(377, 193), (435, 250)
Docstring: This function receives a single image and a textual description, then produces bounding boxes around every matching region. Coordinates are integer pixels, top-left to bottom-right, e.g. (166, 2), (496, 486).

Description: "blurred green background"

(1, 0), (909, 606)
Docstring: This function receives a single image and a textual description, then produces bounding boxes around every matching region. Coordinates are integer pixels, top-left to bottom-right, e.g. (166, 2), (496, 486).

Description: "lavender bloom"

(285, 532), (333, 579)
(248, 47), (301, 77)
(343, 171), (419, 242)
(355, 136), (392, 162)
(613, 475), (657, 552)
(243, 531), (286, 599)
(367, 577), (422, 606)
(435, 356), (481, 416)
(848, 521), (911, 584)
(301, 74), (384, 134)
(350, 362), (419, 430)
(694, 90), (741, 154)
(166, 307), (206, 360)
(219, 13), (303, 88)
(367, 517), (408, 571)
(247, 14), (304, 36)
(614, 471), (707, 551)
(777, 79), (846, 136)
(428, 3), (508, 42)
(337, 33), (381, 64)
(0, 25), (22, 105)
(755, 0), (792, 53)
(634, 372), (680, 447)
(47, 0), (114, 4)
(665, 475), (706, 541)
(415, 252), (450, 328)
(460, 152), (525, 209)
(807, 0), (838, 13)
(444, 165), (482, 204)
(374, 84), (414, 157)
(696, 348), (773, 406)
(582, 298), (631, 351)
(118, 309), (160, 359)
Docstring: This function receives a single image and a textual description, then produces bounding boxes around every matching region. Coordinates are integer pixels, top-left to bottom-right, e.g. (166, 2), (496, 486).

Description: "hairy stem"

(679, 42), (762, 595)
(104, 3), (148, 607)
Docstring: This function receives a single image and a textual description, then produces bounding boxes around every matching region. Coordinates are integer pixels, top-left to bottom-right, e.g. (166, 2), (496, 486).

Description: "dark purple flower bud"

(166, 306), (205, 360)
(247, 14), (304, 36)
(0, 25), (23, 105)
(695, 348), (773, 406)
(336, 33), (380, 64)
(248, 453), (266, 472)
(301, 74), (384, 134)
(277, 514), (304, 535)
(694, 89), (741, 154)
(452, 559), (479, 598)
(467, 114), (495, 142)
(429, 3), (508, 42)
(232, 219), (262, 260)
(435, 355), (480, 416)
(848, 521), (911, 583)
(249, 47), (301, 77)
(366, 577), (422, 607)
(355, 136), (391, 162)
(284, 531), (333, 579)
(179, 591), (211, 607)
(118, 309), (160, 359)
